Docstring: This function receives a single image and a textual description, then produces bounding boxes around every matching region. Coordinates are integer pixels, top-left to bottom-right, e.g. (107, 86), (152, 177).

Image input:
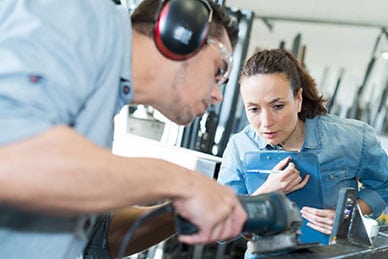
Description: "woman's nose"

(261, 110), (274, 127)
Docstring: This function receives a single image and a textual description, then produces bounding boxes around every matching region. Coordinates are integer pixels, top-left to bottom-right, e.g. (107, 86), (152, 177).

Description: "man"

(0, 0), (247, 258)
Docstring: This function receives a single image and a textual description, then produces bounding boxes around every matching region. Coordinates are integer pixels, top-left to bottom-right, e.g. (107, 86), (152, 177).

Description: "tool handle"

(175, 192), (299, 236)
(175, 215), (199, 235)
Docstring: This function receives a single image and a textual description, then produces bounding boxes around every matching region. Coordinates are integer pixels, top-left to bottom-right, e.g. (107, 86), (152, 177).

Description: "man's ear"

(153, 0), (212, 60)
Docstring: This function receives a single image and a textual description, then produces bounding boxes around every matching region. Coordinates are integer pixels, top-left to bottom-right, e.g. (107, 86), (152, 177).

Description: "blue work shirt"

(219, 114), (388, 217)
(0, 0), (133, 258)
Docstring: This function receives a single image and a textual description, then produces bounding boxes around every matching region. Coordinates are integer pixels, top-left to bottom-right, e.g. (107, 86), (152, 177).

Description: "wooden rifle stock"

(108, 205), (176, 258)
(291, 33), (302, 57)
(373, 79), (388, 130)
(327, 68), (345, 113)
(348, 30), (384, 119)
(347, 57), (376, 119)
(299, 45), (307, 68)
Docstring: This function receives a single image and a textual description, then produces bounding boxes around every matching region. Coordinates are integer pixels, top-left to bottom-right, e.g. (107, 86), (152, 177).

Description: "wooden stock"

(108, 205), (176, 258)
(299, 45), (306, 68)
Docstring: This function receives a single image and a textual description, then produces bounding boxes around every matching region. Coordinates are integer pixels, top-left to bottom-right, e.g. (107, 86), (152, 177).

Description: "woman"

(218, 48), (387, 257)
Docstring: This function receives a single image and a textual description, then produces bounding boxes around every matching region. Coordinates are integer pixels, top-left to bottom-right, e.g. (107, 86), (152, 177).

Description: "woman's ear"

(297, 88), (303, 112)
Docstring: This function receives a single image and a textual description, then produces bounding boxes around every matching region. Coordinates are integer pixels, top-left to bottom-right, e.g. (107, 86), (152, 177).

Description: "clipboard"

(244, 151), (329, 245)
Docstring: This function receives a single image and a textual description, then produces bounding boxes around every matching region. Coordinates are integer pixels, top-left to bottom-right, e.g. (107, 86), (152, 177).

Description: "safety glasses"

(206, 38), (233, 86)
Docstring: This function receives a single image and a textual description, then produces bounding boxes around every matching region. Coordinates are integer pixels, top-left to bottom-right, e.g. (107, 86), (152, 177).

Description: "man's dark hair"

(131, 0), (239, 48)
(240, 48), (327, 121)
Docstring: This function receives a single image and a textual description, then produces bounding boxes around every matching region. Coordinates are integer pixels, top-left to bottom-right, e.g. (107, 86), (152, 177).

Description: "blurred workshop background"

(114, 2), (388, 257)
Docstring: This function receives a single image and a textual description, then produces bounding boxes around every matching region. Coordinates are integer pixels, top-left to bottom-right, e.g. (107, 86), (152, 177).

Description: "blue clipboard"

(244, 151), (329, 245)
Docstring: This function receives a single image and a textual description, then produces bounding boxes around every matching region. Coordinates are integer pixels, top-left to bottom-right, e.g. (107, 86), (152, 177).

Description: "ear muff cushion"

(154, 0), (210, 60)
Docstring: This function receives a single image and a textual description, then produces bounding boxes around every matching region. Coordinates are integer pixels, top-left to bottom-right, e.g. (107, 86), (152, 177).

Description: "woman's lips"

(262, 131), (278, 139)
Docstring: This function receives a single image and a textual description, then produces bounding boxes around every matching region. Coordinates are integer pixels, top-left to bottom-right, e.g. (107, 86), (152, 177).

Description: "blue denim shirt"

(218, 114), (388, 218)
(0, 0), (133, 258)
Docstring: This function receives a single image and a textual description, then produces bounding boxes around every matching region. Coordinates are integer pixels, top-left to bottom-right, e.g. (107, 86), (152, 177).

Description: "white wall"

(378, 134), (388, 153)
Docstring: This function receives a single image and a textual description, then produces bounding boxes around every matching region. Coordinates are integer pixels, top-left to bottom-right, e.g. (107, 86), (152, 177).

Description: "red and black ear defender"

(154, 0), (213, 60)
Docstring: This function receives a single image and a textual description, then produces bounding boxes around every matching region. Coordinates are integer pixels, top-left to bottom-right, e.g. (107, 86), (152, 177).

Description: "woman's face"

(240, 73), (303, 145)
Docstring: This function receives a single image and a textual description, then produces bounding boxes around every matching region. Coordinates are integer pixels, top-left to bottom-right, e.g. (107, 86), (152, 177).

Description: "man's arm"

(0, 125), (247, 244)
(0, 126), (185, 214)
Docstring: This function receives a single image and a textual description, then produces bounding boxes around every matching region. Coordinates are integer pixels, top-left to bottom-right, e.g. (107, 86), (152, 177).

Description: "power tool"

(176, 191), (303, 254)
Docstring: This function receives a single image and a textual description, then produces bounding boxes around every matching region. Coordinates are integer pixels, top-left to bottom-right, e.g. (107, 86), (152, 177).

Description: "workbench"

(263, 226), (388, 259)
(138, 225), (388, 259)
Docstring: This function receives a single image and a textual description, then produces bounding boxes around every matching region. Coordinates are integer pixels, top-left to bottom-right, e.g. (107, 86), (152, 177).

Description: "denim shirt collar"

(303, 116), (321, 150)
(244, 127), (268, 150)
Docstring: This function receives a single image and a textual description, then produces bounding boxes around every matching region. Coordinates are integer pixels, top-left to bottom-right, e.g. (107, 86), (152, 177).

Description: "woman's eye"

(273, 104), (284, 110)
(247, 107), (258, 113)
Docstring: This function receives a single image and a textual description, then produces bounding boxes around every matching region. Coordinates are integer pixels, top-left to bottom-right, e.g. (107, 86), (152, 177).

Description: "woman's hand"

(253, 157), (309, 195)
(300, 207), (335, 235)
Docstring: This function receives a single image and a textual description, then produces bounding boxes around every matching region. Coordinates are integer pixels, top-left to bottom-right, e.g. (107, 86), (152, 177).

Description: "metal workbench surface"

(263, 229), (388, 259)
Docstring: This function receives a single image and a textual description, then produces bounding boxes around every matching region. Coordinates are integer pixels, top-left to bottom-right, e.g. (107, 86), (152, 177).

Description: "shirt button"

(83, 218), (92, 231)
(329, 174), (335, 181)
(29, 75), (42, 83)
(123, 85), (130, 95)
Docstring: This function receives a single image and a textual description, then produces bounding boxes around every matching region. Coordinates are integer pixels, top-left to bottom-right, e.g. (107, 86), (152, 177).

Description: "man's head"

(131, 0), (239, 52)
(131, 0), (239, 125)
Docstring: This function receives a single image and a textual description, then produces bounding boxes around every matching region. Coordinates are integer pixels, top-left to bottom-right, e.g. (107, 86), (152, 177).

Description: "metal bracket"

(347, 204), (374, 249)
(331, 197), (375, 250)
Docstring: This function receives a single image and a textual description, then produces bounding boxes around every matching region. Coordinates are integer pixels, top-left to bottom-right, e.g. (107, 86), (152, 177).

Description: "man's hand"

(172, 175), (247, 245)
